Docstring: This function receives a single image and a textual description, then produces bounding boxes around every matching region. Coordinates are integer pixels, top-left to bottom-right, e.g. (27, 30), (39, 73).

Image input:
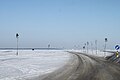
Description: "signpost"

(115, 45), (119, 57)
(104, 38), (108, 57)
(83, 46), (85, 53)
(16, 33), (19, 55)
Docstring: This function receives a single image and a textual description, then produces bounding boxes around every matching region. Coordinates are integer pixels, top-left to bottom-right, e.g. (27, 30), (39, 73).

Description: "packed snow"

(0, 50), (71, 80)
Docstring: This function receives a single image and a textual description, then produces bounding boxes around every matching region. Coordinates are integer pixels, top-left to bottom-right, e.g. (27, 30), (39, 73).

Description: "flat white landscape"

(0, 50), (71, 80)
(0, 49), (114, 80)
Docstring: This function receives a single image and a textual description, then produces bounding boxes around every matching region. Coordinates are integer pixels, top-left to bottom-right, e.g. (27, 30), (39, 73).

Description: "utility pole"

(16, 33), (19, 55)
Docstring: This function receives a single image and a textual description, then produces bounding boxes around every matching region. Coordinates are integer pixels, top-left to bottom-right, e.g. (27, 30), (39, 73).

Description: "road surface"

(31, 51), (120, 80)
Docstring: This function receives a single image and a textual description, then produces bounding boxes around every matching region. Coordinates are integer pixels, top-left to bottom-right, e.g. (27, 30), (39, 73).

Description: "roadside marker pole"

(104, 38), (108, 57)
(95, 40), (97, 55)
(115, 45), (119, 58)
(16, 33), (19, 55)
(87, 42), (89, 53)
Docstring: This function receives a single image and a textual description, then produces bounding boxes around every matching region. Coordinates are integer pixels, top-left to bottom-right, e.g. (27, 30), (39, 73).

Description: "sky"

(0, 0), (120, 49)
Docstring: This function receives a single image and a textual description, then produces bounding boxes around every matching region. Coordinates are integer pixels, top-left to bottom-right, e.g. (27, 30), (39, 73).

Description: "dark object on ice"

(32, 49), (34, 51)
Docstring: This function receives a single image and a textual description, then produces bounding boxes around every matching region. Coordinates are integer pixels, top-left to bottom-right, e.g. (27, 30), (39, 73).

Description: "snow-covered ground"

(0, 50), (71, 80)
(0, 49), (116, 80)
(67, 49), (114, 57)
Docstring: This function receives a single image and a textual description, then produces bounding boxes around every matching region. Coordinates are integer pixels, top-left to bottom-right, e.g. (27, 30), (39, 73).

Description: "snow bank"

(67, 49), (113, 57)
(0, 50), (71, 80)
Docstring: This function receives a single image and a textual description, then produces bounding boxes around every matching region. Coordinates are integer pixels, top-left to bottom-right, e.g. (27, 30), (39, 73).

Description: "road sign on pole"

(16, 33), (19, 55)
(115, 45), (119, 58)
(105, 38), (108, 42)
(104, 38), (108, 57)
(115, 45), (120, 50)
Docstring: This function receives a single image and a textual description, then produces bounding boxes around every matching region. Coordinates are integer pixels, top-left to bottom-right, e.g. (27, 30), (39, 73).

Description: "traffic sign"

(115, 45), (120, 50)
(105, 38), (108, 42)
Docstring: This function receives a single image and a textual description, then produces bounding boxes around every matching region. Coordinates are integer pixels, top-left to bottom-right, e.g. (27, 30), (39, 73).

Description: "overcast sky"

(0, 0), (120, 49)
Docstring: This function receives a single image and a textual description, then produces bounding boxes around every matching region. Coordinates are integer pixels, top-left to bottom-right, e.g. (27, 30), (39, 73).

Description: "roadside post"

(87, 42), (89, 53)
(115, 45), (119, 58)
(95, 40), (97, 55)
(84, 43), (86, 53)
(83, 46), (85, 53)
(16, 33), (19, 55)
(104, 38), (108, 57)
